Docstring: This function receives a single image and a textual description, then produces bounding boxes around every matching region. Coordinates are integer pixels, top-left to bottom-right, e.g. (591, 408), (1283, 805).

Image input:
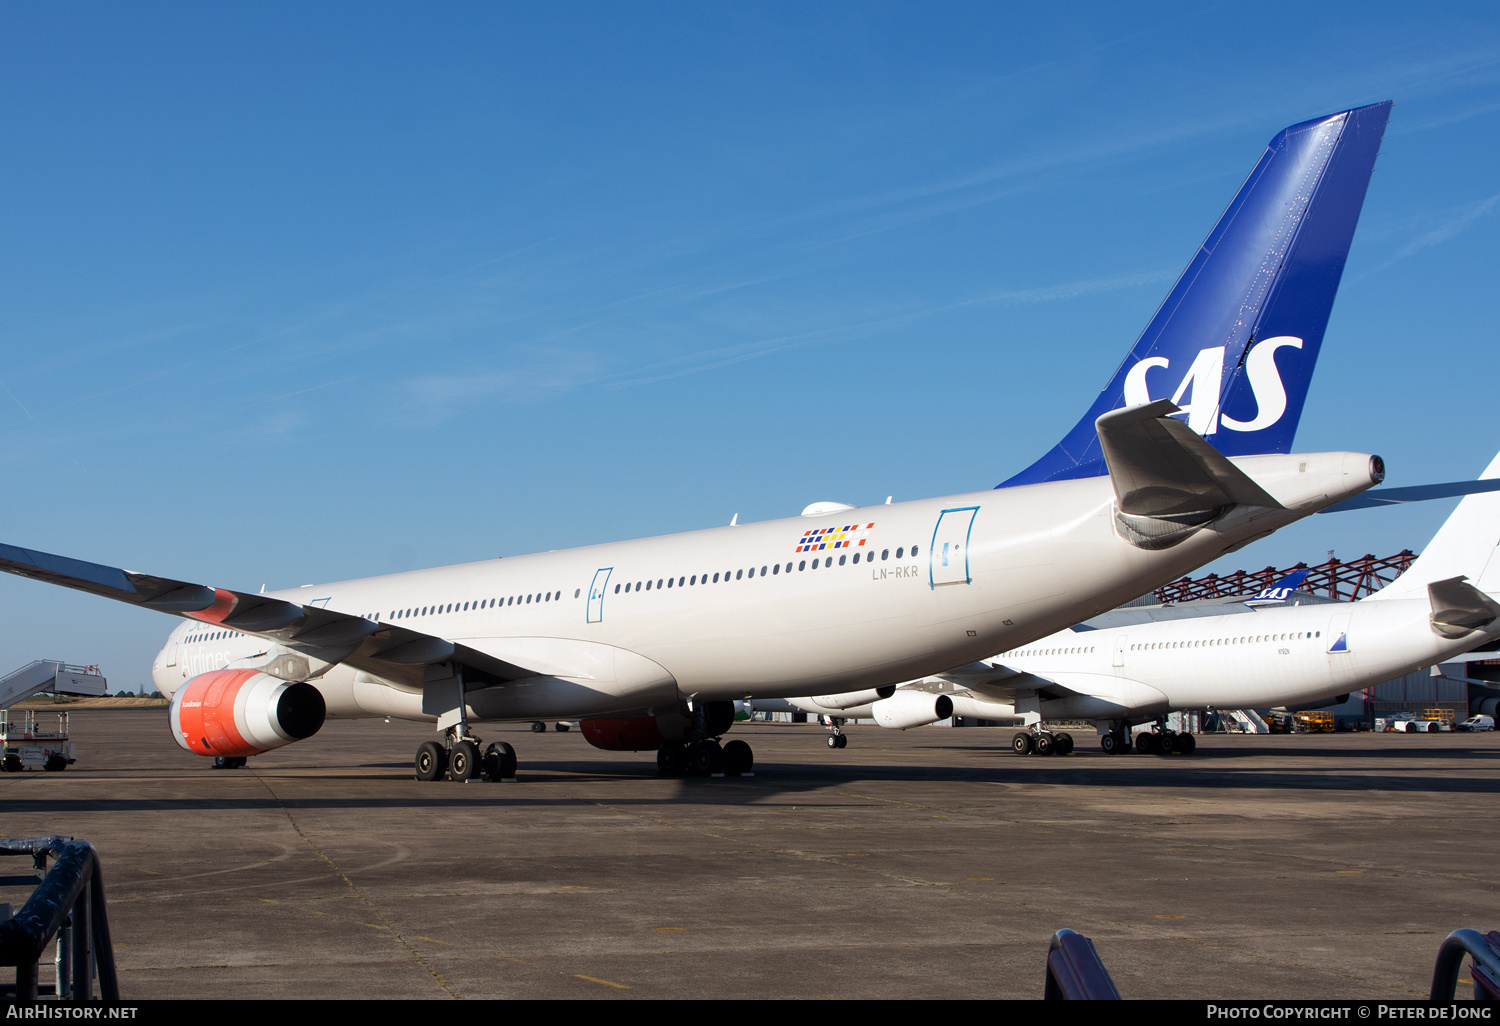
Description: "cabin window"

(713, 573), (720, 583)
(912, 545), (919, 556)
(881, 549), (889, 560)
(839, 555), (846, 566)
(896, 547), (904, 558)
(798, 560), (806, 571)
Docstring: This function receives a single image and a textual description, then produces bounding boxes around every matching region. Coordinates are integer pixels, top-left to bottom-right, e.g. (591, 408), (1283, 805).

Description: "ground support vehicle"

(0, 709), (75, 771)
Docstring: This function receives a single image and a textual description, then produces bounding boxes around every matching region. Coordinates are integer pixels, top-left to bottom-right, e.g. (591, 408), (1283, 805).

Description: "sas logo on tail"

(1244, 568), (1311, 608)
(1123, 336), (1303, 436)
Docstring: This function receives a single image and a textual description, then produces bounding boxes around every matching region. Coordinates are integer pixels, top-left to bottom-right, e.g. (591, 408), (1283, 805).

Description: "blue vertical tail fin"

(1002, 101), (1392, 488)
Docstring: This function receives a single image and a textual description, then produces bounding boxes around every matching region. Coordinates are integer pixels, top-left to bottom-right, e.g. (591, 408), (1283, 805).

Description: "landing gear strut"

(1013, 725), (1074, 756)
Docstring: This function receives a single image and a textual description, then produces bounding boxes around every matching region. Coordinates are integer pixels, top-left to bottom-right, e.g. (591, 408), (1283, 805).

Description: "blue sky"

(3, 1), (1499, 687)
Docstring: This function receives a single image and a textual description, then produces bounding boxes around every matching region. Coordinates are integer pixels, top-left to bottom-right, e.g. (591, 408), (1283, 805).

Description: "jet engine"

(168, 669), (326, 758)
(871, 690), (954, 730)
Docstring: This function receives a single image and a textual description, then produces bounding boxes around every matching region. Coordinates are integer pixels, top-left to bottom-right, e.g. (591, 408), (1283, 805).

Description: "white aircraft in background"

(792, 451), (1500, 757)
(0, 103), (1395, 781)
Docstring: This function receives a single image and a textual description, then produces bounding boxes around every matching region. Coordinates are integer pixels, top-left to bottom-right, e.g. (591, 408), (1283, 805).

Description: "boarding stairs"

(1225, 708), (1268, 734)
(0, 662), (108, 712)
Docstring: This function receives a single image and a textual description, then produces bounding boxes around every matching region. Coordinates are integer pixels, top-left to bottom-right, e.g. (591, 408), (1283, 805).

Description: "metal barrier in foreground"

(1044, 928), (1122, 999)
(1429, 928), (1500, 1001)
(0, 836), (119, 1000)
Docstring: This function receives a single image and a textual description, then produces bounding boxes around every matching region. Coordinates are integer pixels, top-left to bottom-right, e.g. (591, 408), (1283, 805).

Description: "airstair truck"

(0, 661), (108, 772)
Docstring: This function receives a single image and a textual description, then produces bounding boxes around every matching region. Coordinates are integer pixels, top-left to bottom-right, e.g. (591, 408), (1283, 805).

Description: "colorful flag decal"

(795, 523), (875, 553)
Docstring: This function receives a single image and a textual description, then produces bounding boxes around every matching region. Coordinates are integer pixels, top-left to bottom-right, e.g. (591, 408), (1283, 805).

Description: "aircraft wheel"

(688, 739), (723, 775)
(554, 722), (570, 733)
(483, 741), (517, 781)
(530, 721), (547, 733)
(1099, 733), (1121, 755)
(1056, 733), (1074, 755)
(1013, 733), (1034, 755)
(1035, 733), (1054, 756)
(656, 742), (687, 777)
(1178, 733), (1197, 755)
(1157, 733), (1177, 755)
(723, 739), (754, 776)
(836, 734), (848, 749)
(415, 741), (447, 781)
(1135, 733), (1157, 755)
(449, 740), (480, 781)
(827, 734), (840, 749)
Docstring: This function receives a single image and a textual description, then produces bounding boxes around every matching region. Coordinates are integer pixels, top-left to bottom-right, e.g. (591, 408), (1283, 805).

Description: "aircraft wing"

(1320, 478), (1500, 512)
(0, 542), (540, 689)
(926, 661), (1090, 701)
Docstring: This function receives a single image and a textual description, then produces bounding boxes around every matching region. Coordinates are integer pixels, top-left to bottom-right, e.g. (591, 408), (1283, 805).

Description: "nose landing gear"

(824, 716), (848, 749)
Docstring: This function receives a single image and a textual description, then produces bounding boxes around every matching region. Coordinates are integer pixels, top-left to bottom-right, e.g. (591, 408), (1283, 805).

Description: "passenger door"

(587, 568), (613, 623)
(930, 507), (979, 587)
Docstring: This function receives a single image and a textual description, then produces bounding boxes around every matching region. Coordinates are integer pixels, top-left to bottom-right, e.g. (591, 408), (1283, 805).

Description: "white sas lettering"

(1219, 335), (1303, 432)
(1121, 336), (1303, 436)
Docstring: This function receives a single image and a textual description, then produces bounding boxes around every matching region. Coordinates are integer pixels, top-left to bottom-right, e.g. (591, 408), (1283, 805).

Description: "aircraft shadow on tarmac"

(6, 746), (1498, 814)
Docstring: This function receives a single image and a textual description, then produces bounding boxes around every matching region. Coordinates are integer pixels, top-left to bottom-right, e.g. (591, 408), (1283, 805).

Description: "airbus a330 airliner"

(0, 102), (1392, 781)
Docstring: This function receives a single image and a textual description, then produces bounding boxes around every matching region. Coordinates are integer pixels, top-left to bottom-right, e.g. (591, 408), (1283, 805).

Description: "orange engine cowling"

(169, 669), (326, 758)
(580, 717), (667, 752)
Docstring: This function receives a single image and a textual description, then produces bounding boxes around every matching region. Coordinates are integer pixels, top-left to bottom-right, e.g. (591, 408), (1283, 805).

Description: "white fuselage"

(151, 451), (1376, 725)
(936, 595), (1487, 726)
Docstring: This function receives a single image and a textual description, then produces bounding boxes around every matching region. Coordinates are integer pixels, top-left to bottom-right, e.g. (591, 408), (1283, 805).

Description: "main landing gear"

(1012, 727), (1074, 756)
(655, 738), (754, 778)
(1132, 724), (1196, 756)
(1098, 720), (1197, 755)
(414, 731), (519, 782)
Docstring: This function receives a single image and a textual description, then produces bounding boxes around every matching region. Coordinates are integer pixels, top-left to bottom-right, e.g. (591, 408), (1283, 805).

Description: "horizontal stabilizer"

(1319, 478), (1500, 513)
(1096, 400), (1283, 517)
(0, 541), (539, 689)
(1427, 577), (1500, 639)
